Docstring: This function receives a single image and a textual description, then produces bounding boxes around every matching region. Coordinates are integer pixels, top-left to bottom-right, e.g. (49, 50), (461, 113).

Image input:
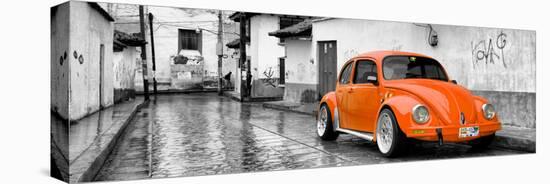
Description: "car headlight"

(482, 103), (496, 120)
(412, 104), (430, 124)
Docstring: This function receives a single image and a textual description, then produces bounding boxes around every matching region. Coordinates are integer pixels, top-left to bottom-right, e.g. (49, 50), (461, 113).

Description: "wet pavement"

(67, 98), (144, 183)
(94, 93), (527, 182)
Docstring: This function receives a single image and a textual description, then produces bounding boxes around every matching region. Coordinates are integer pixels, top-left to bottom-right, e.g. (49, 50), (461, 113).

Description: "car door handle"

(348, 88), (354, 93)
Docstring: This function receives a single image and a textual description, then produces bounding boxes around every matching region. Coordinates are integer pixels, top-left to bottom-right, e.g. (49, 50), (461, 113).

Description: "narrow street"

(94, 93), (525, 181)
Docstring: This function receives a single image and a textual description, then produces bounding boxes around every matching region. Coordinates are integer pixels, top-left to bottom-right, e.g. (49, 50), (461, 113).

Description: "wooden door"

(279, 57), (285, 85)
(99, 44), (105, 108)
(318, 41), (337, 99)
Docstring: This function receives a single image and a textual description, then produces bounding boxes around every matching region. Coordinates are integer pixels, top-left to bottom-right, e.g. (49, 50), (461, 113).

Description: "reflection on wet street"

(94, 94), (525, 181)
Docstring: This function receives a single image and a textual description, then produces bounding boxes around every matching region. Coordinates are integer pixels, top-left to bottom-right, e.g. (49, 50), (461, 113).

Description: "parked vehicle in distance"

(317, 51), (501, 157)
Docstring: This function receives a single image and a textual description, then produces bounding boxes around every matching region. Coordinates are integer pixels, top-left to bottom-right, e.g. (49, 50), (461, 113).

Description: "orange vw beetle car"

(317, 51), (501, 157)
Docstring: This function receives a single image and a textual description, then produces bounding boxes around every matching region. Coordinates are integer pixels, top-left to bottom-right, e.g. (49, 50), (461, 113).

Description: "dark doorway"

(99, 44), (105, 108)
(279, 57), (285, 85)
(317, 41), (337, 99)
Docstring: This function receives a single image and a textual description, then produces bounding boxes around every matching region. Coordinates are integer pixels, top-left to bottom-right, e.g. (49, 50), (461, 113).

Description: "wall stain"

(78, 54), (84, 64)
(300, 89), (317, 103)
(59, 51), (67, 66)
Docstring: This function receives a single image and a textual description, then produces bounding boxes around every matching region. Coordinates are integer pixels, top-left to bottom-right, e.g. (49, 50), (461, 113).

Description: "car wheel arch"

(376, 103), (408, 140)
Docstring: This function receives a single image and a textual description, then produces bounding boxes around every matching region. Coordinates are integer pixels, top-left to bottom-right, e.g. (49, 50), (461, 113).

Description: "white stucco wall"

(311, 18), (535, 93)
(113, 47), (138, 90)
(250, 15), (285, 80)
(51, 2), (70, 119)
(285, 39), (313, 84)
(68, 2), (114, 120)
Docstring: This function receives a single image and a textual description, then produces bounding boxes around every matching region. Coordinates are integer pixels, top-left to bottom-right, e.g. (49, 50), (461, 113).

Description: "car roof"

(350, 50), (434, 65)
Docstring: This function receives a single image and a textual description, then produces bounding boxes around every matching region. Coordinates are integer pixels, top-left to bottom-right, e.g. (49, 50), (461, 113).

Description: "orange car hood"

(384, 79), (478, 125)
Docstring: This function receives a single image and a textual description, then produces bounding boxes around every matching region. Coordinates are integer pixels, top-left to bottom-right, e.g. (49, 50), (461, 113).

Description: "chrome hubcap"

(377, 112), (394, 154)
(317, 106), (328, 136)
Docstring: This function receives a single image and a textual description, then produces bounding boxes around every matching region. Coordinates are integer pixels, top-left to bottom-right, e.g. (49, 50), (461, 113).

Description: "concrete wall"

(113, 47), (138, 103)
(311, 18), (536, 128)
(474, 91), (536, 128)
(249, 15), (285, 98)
(312, 19), (536, 92)
(51, 3), (70, 181)
(68, 1), (114, 121)
(51, 2), (70, 120)
(283, 39), (317, 103)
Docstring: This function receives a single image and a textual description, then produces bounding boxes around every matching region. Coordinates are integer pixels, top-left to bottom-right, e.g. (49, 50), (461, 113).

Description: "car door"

(335, 61), (354, 129)
(346, 59), (381, 132)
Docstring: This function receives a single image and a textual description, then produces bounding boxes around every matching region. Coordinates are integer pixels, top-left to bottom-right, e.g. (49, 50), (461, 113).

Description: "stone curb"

(261, 102), (535, 153)
(71, 100), (148, 183)
(261, 103), (316, 116)
(494, 131), (536, 153)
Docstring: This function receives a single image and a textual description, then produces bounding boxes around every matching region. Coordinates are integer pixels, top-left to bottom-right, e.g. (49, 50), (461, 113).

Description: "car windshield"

(382, 56), (448, 81)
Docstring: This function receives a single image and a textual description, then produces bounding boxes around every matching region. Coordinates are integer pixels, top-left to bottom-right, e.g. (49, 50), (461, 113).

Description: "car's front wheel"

(376, 108), (408, 157)
(317, 104), (339, 141)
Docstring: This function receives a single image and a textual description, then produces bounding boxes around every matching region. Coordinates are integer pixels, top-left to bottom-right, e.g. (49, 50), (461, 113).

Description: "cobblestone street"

(94, 93), (525, 181)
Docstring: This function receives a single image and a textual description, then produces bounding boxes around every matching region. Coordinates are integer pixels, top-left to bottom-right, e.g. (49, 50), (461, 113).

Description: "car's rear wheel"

(317, 104), (339, 141)
(376, 108), (408, 157)
(469, 133), (495, 150)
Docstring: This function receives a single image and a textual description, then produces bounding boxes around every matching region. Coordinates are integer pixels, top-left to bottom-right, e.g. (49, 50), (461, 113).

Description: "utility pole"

(239, 12), (249, 99)
(148, 12), (158, 95)
(139, 5), (149, 100)
(216, 10), (223, 96)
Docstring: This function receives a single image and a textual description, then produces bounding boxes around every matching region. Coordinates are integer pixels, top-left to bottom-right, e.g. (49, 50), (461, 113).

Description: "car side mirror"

(451, 80), (457, 84)
(367, 75), (378, 85)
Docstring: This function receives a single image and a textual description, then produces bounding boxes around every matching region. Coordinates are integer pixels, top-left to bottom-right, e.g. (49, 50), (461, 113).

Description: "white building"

(268, 19), (316, 103)
(112, 30), (145, 103)
(228, 12), (310, 100)
(52, 1), (115, 121)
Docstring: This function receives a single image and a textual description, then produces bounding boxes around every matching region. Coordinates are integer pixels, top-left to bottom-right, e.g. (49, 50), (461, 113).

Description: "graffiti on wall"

(471, 31), (508, 68)
(390, 39), (403, 51)
(344, 49), (359, 61)
(114, 53), (137, 89)
(261, 67), (278, 87)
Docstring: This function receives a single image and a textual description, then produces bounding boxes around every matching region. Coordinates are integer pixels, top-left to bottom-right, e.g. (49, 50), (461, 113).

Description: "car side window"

(354, 60), (377, 84)
(339, 62), (353, 84)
